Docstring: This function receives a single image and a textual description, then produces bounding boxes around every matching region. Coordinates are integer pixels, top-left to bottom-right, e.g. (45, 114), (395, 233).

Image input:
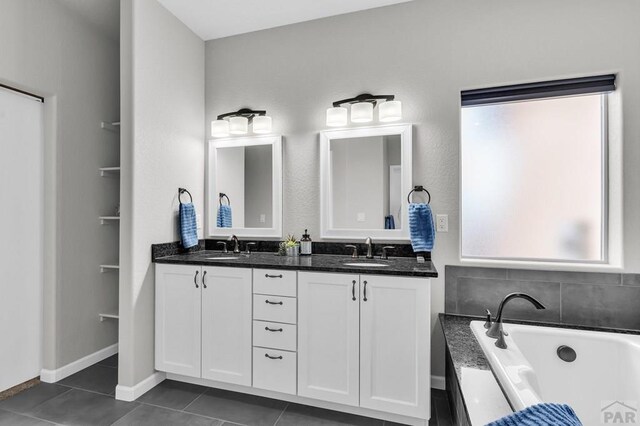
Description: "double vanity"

(153, 249), (437, 425)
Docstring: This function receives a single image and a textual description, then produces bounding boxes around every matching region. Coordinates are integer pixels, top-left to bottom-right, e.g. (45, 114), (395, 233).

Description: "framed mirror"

(207, 135), (282, 238)
(320, 124), (412, 240)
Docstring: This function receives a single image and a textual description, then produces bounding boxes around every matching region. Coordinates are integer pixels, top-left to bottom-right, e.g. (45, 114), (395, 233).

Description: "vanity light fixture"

(327, 93), (402, 127)
(210, 108), (272, 137)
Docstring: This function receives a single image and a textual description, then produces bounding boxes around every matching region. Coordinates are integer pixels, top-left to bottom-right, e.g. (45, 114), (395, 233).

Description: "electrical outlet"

(436, 214), (448, 232)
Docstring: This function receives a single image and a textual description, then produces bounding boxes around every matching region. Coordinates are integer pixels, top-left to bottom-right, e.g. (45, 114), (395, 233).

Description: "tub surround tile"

(446, 265), (639, 331)
(154, 251), (438, 278)
(506, 269), (621, 286)
(561, 283), (640, 330)
(457, 278), (561, 323)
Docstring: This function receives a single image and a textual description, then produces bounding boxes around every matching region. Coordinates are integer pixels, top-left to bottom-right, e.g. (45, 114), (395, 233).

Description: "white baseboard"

(431, 375), (446, 390)
(115, 371), (166, 402)
(40, 343), (118, 383)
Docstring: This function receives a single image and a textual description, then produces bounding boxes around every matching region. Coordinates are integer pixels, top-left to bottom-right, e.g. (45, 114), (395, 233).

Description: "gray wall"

(0, 0), (120, 369)
(205, 0), (640, 378)
(446, 266), (640, 330)
(119, 0), (204, 388)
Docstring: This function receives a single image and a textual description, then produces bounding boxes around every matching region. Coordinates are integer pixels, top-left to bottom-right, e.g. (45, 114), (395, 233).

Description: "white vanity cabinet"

(155, 264), (252, 384)
(298, 271), (430, 419)
(155, 264), (202, 377)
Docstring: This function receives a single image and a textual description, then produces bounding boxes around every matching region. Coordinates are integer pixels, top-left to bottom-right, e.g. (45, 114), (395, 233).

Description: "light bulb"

(350, 102), (373, 123)
(326, 107), (347, 127)
(252, 115), (272, 134)
(379, 100), (402, 122)
(211, 120), (229, 137)
(229, 116), (248, 135)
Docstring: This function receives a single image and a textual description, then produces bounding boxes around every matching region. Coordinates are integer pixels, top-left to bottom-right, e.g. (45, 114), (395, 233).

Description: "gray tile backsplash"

(446, 266), (640, 330)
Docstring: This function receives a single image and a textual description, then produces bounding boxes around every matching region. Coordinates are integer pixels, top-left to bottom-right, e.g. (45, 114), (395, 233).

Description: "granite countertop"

(153, 250), (438, 277)
(439, 313), (491, 379)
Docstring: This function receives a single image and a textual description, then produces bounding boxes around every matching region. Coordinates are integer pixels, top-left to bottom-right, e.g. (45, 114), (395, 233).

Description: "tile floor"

(0, 355), (453, 426)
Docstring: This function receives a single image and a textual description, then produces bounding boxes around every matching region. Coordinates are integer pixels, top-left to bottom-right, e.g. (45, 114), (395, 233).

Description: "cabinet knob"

(265, 353), (283, 360)
(265, 326), (283, 332)
(193, 270), (199, 288)
(265, 299), (283, 305)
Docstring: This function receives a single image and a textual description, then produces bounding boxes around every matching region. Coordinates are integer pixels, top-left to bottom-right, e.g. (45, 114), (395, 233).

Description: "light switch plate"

(436, 214), (448, 232)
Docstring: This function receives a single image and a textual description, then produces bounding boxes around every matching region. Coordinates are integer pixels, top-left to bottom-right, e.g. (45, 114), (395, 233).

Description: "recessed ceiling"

(157, 0), (415, 41)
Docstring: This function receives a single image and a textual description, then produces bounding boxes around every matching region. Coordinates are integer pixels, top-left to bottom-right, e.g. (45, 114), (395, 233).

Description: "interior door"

(298, 272), (360, 406)
(360, 275), (430, 418)
(0, 87), (44, 392)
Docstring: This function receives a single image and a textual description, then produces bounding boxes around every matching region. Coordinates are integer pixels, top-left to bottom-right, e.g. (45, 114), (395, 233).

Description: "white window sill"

(459, 257), (623, 273)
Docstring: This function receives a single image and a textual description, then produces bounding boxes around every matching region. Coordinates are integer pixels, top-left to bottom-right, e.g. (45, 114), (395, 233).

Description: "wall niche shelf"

(100, 121), (121, 132)
(99, 312), (119, 322)
(100, 167), (121, 176)
(100, 264), (120, 273)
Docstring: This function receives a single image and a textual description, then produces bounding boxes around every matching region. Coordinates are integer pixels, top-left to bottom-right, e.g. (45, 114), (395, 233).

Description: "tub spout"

(486, 292), (546, 348)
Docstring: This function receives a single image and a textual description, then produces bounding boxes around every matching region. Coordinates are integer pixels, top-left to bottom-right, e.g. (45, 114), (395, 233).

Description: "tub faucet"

(487, 292), (546, 349)
(228, 234), (241, 254)
(365, 237), (374, 259)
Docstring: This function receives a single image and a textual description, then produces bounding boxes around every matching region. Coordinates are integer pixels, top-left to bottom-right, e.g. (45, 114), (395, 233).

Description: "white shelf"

(100, 216), (120, 225)
(100, 264), (120, 273)
(100, 167), (120, 176)
(99, 311), (119, 322)
(100, 121), (120, 132)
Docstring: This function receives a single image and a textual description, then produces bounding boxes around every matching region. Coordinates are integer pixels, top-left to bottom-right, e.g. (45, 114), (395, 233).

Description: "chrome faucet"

(228, 234), (241, 254)
(365, 237), (374, 259)
(486, 292), (546, 349)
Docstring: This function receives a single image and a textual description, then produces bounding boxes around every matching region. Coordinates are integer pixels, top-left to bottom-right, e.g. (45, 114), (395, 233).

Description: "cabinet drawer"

(253, 269), (297, 297)
(253, 321), (296, 351)
(253, 295), (297, 324)
(253, 347), (296, 395)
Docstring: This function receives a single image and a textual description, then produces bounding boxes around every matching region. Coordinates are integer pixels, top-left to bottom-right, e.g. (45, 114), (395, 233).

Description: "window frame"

(459, 92), (610, 265)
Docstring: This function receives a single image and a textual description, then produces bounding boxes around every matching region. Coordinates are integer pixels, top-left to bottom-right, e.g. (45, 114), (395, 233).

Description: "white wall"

(0, 0), (120, 370)
(119, 0), (204, 387)
(205, 0), (640, 377)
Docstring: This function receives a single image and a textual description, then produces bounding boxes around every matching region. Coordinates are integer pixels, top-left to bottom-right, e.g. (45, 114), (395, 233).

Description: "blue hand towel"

(487, 403), (582, 426)
(409, 203), (435, 252)
(179, 202), (198, 249)
(217, 204), (232, 228)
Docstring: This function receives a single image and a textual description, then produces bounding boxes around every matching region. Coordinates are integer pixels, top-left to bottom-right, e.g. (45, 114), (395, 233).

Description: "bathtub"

(470, 321), (640, 425)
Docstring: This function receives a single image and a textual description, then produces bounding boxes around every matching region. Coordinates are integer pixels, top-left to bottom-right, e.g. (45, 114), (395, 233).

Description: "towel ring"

(219, 193), (230, 207)
(178, 188), (192, 204)
(407, 185), (431, 204)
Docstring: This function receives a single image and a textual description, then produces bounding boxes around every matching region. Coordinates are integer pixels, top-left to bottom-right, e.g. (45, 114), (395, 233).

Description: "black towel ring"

(178, 188), (192, 204)
(219, 193), (230, 207)
(407, 185), (431, 204)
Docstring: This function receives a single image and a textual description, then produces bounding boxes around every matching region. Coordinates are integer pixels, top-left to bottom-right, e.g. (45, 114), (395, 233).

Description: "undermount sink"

(206, 256), (242, 261)
(343, 262), (389, 267)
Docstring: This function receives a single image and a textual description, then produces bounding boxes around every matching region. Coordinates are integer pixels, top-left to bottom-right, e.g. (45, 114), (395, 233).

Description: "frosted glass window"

(461, 94), (606, 262)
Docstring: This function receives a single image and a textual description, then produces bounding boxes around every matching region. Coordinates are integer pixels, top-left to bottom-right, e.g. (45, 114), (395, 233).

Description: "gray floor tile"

(0, 409), (54, 426)
(185, 388), (287, 426)
(113, 404), (223, 426)
(97, 354), (118, 368)
(277, 403), (383, 426)
(27, 389), (138, 426)
(59, 364), (118, 395)
(0, 383), (70, 414)
(137, 380), (207, 410)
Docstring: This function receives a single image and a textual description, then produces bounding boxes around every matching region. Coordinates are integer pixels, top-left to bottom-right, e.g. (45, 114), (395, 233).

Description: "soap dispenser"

(300, 229), (312, 256)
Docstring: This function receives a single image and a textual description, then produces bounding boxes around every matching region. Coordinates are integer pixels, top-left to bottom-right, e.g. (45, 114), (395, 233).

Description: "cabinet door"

(298, 272), (360, 406)
(360, 275), (430, 418)
(155, 264), (202, 377)
(201, 266), (252, 385)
